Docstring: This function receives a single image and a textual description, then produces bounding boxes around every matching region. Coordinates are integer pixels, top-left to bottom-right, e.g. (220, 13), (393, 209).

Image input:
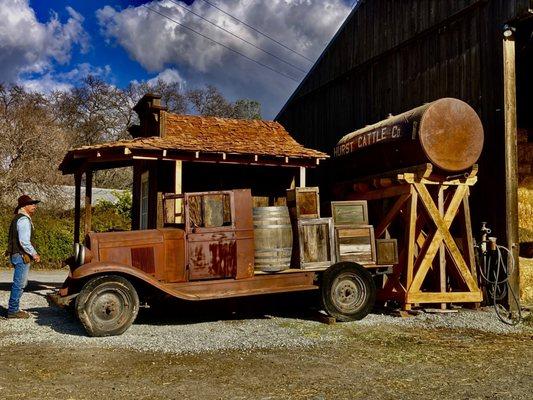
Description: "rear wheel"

(75, 275), (139, 337)
(321, 262), (376, 321)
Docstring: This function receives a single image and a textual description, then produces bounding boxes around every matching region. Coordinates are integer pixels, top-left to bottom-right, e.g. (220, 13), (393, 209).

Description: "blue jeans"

(8, 254), (30, 314)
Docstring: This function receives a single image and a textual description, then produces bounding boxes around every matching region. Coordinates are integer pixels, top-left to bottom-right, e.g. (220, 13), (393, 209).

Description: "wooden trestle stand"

(344, 164), (482, 310)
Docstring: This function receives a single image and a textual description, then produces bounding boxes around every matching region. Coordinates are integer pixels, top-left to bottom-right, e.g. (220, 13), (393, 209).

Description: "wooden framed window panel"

(334, 225), (376, 265)
(376, 239), (399, 265)
(140, 171), (149, 230)
(287, 187), (320, 219)
(297, 218), (335, 269)
(331, 200), (369, 226)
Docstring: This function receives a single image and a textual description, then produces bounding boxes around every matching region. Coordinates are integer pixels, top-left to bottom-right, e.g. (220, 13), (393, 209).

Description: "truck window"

(188, 193), (232, 228)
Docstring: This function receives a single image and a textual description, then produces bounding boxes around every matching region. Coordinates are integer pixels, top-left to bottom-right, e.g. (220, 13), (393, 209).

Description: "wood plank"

(461, 187), (478, 283)
(407, 291), (483, 303)
(438, 185), (447, 310)
(406, 187), (418, 291)
(374, 193), (410, 237)
(348, 184), (411, 201)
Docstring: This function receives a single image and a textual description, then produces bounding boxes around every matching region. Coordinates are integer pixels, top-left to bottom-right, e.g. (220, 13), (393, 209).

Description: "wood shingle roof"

(59, 112), (328, 173)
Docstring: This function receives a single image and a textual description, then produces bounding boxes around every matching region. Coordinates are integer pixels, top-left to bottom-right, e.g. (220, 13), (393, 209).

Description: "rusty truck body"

(49, 188), (391, 337)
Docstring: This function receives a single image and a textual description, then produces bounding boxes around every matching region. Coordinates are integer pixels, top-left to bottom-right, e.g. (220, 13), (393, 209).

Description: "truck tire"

(321, 262), (376, 321)
(75, 275), (139, 337)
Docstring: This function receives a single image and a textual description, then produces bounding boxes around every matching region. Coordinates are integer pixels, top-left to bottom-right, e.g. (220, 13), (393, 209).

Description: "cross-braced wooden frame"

(344, 164), (482, 310)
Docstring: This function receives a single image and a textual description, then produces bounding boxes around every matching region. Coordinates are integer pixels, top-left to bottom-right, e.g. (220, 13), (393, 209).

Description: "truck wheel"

(321, 262), (376, 321)
(75, 275), (139, 337)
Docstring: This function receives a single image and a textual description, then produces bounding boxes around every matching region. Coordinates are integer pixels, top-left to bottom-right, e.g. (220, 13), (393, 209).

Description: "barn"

(276, 0), (533, 301)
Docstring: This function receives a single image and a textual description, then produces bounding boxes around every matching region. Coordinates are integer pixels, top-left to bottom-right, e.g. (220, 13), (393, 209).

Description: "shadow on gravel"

(0, 280), (64, 318)
(29, 306), (87, 336)
(0, 280), (62, 293)
(21, 291), (324, 336)
(136, 291), (323, 326)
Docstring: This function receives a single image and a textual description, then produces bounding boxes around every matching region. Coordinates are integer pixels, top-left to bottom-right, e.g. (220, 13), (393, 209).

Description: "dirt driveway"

(0, 270), (532, 399)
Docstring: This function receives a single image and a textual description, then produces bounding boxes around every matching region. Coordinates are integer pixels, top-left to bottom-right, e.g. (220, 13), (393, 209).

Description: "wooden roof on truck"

(59, 98), (328, 174)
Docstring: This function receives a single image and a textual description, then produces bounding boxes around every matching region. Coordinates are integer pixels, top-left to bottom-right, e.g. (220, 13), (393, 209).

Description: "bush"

(0, 202), (131, 269)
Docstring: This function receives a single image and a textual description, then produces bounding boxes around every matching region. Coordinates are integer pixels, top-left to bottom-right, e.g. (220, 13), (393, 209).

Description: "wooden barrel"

(253, 206), (293, 272)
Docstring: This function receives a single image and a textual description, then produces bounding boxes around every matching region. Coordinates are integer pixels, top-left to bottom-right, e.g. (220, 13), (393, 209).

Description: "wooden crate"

(334, 225), (376, 264)
(331, 200), (368, 225)
(287, 187), (320, 219)
(296, 218), (335, 269)
(376, 239), (399, 265)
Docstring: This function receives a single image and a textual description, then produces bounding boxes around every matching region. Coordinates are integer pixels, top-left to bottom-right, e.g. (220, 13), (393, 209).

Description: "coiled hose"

(476, 243), (522, 325)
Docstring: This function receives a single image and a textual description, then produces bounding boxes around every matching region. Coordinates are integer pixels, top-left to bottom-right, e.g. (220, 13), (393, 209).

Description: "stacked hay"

(519, 186), (533, 305)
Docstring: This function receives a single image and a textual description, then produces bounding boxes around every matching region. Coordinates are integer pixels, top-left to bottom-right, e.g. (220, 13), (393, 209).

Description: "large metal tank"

(333, 98), (484, 176)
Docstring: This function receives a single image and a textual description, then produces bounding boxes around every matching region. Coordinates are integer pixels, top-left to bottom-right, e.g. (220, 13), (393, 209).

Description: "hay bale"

(520, 257), (533, 306)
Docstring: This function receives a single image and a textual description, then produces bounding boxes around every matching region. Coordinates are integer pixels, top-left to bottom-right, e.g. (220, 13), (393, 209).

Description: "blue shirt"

(17, 216), (37, 257)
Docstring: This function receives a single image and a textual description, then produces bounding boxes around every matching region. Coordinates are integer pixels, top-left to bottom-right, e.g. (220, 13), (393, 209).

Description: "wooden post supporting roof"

(299, 167), (306, 187)
(84, 169), (93, 238)
(503, 27), (520, 312)
(74, 171), (82, 243)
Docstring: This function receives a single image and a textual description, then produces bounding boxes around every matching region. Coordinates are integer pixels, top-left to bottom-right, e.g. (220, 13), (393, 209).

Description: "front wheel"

(75, 275), (139, 337)
(321, 262), (376, 321)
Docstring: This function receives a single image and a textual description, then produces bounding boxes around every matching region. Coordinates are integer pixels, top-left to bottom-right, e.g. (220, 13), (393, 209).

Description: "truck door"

(185, 192), (237, 280)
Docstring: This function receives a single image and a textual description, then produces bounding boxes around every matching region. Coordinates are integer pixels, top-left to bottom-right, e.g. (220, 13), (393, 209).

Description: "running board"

(166, 271), (318, 300)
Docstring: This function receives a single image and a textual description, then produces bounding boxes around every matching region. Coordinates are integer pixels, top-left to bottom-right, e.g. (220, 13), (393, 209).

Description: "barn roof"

(59, 113), (328, 174)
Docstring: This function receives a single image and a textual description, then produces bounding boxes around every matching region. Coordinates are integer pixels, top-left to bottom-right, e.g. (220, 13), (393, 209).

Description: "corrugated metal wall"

(276, 0), (532, 238)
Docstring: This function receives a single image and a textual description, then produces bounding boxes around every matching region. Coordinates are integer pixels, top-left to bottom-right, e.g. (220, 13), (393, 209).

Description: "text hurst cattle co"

(333, 123), (408, 157)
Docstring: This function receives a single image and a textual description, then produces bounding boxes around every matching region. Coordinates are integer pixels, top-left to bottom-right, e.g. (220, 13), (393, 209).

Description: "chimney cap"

(133, 93), (165, 113)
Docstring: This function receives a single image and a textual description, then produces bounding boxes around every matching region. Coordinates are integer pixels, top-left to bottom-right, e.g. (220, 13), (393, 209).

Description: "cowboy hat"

(15, 194), (40, 213)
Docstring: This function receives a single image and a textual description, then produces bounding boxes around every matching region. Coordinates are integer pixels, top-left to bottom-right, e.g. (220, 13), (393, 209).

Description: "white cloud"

(147, 68), (186, 87)
(96, 0), (351, 118)
(20, 63), (112, 94)
(0, 0), (90, 83)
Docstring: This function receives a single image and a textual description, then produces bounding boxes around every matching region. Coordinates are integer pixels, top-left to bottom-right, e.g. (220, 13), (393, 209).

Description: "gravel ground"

(0, 269), (530, 354)
(1, 270), (532, 400)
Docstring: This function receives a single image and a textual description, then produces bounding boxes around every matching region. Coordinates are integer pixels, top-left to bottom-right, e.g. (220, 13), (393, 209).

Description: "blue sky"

(2, 1), (354, 118)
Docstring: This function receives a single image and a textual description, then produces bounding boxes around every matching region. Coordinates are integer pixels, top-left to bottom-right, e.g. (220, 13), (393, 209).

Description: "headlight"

(72, 243), (93, 266)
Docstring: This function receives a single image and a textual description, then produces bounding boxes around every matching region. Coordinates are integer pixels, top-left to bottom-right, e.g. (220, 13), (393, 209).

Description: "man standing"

(6, 195), (41, 319)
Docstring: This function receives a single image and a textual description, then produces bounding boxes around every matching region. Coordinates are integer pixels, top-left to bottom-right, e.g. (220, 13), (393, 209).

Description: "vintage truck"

(49, 188), (393, 337)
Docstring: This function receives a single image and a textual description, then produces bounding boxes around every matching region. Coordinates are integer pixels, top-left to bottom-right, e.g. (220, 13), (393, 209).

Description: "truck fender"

(70, 261), (199, 301)
(71, 261), (170, 294)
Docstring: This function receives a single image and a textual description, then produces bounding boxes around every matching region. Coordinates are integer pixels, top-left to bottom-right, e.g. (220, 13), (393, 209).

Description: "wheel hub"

(93, 292), (125, 322)
(331, 272), (367, 313)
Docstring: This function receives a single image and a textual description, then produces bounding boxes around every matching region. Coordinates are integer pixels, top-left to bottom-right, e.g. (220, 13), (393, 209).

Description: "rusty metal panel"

(96, 230), (164, 248)
(233, 189), (255, 279)
(233, 189), (253, 230)
(93, 229), (167, 280)
(131, 247), (155, 274)
(168, 270), (318, 300)
(185, 189), (254, 281)
(98, 246), (132, 267)
(188, 233), (237, 280)
(161, 228), (186, 282)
